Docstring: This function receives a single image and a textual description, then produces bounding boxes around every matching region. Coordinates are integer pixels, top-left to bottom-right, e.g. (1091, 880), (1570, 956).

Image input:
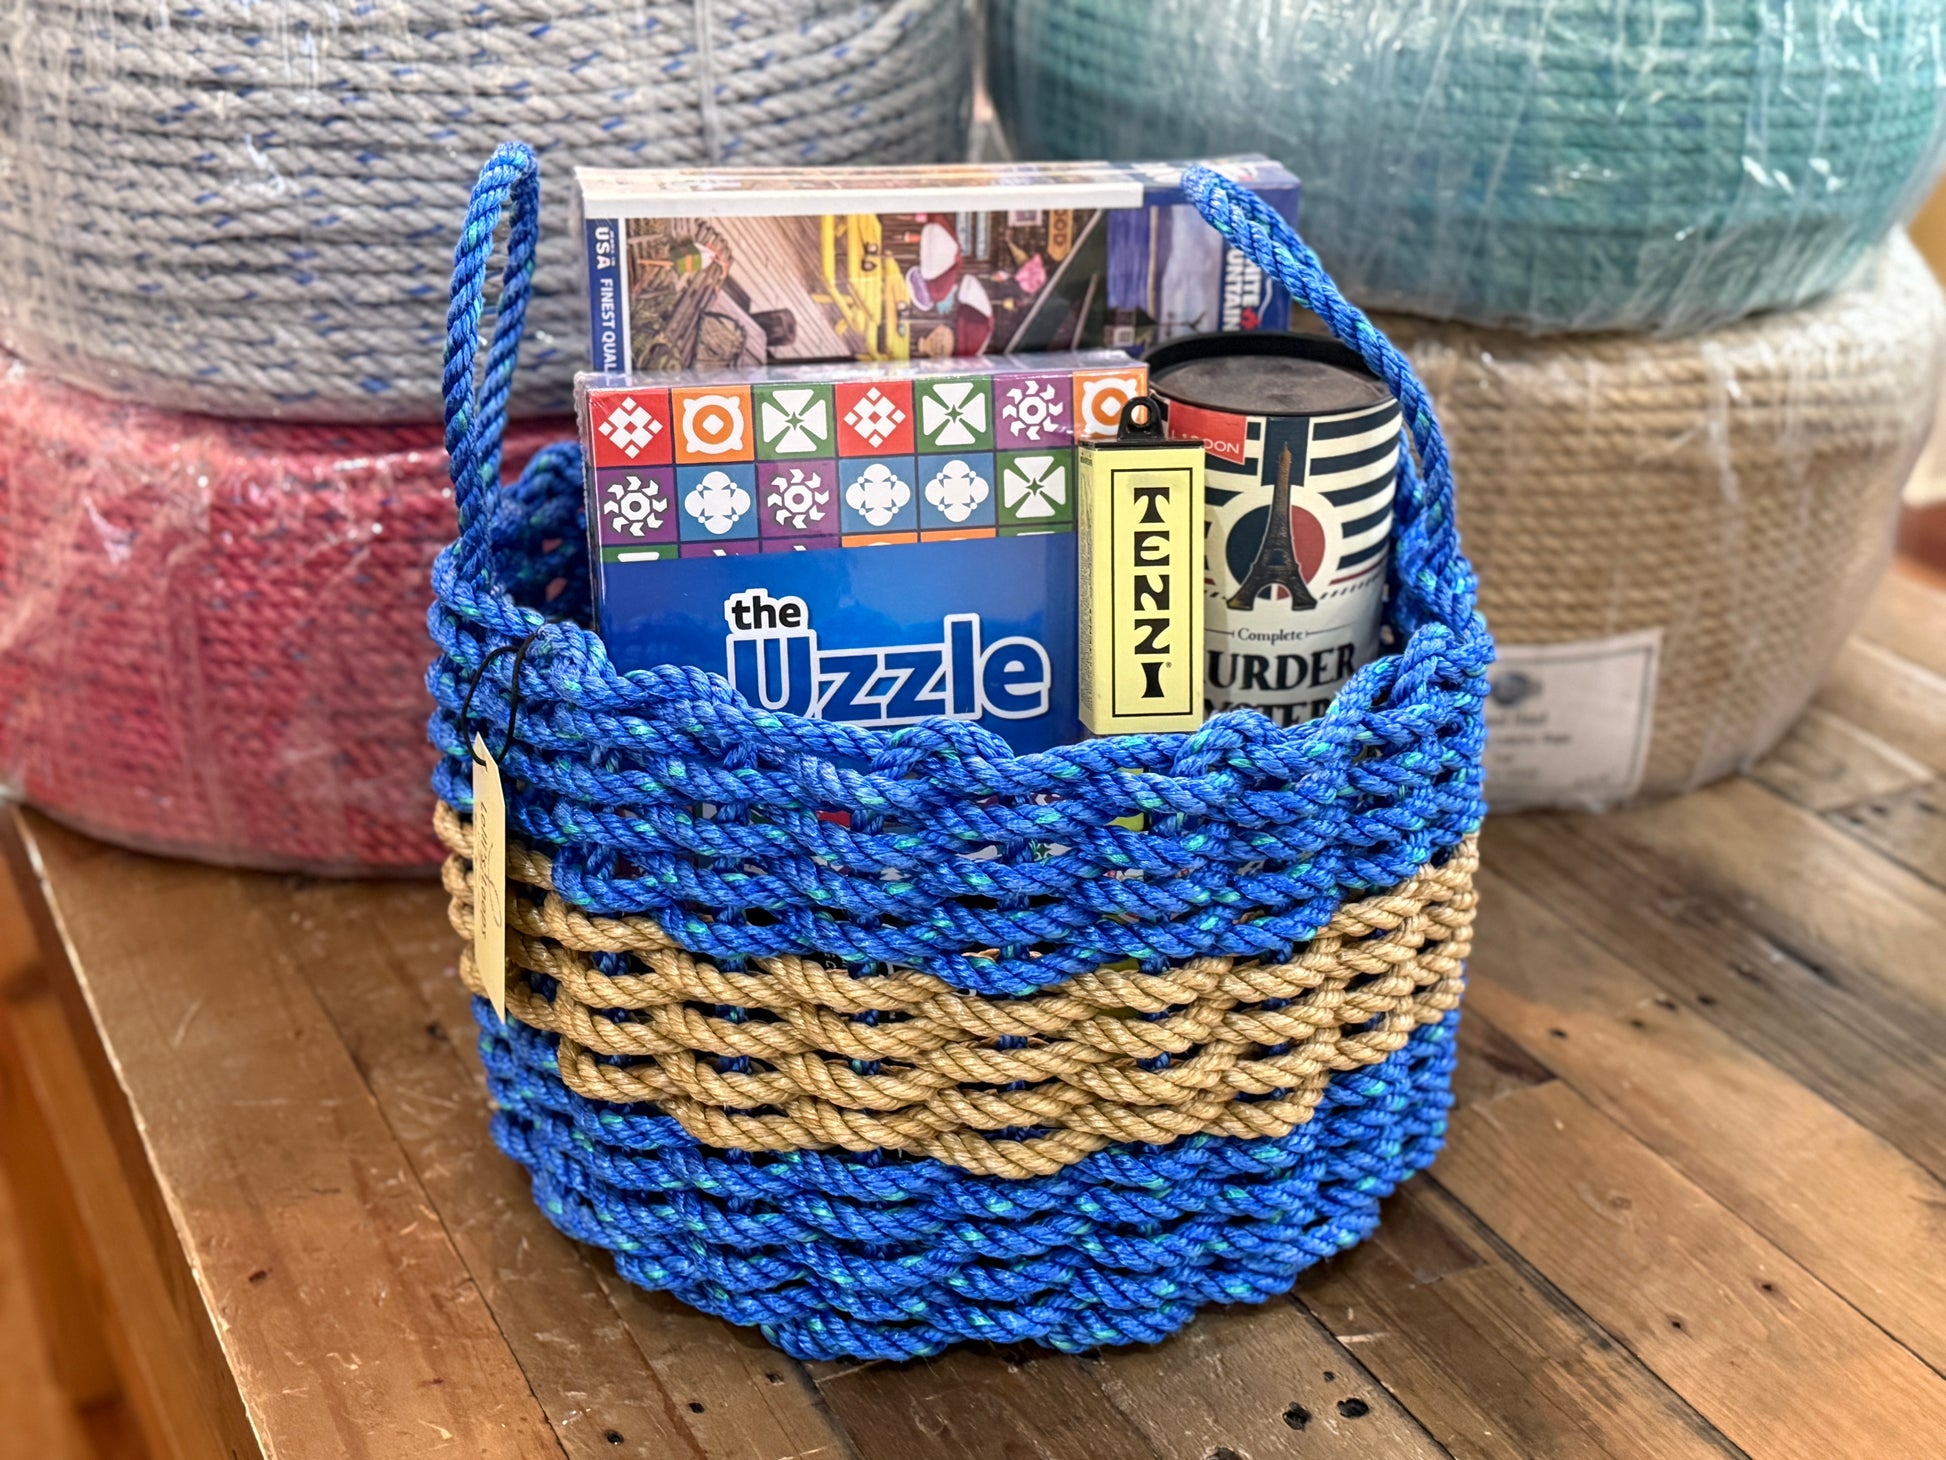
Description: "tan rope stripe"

(468, 920), (1466, 1088)
(437, 804), (1475, 1177)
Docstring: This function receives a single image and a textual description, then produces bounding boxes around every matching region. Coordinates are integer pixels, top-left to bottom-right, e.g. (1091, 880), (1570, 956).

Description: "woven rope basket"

(1381, 231), (1944, 806)
(0, 0), (973, 422)
(0, 353), (557, 872)
(989, 0), (1946, 336)
(431, 146), (1490, 1360)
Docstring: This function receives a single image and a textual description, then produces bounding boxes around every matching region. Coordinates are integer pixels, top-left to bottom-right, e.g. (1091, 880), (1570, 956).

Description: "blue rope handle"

(1180, 167), (1475, 637)
(444, 140), (543, 586)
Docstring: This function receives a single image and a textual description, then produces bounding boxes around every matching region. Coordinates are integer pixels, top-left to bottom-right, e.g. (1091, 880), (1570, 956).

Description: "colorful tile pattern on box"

(914, 377), (994, 453)
(997, 450), (1074, 527)
(676, 463), (759, 540)
(1074, 368), (1149, 440)
(754, 384), (836, 460)
(996, 372), (1073, 449)
(579, 356), (1142, 754)
(836, 381), (914, 455)
(590, 391), (673, 467)
(759, 461), (839, 541)
(673, 387), (753, 463)
(839, 457), (919, 535)
(581, 353), (1142, 562)
(594, 466), (678, 546)
(918, 453), (996, 533)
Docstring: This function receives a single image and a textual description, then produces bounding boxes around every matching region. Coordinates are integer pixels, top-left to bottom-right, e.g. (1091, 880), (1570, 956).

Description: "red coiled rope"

(0, 355), (558, 872)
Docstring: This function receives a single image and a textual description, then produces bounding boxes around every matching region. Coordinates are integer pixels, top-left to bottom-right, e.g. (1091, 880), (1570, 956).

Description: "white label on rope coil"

(471, 734), (509, 1023)
(1484, 631), (1661, 810)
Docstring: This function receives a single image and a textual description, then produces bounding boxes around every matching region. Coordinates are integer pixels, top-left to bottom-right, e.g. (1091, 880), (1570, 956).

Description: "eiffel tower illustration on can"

(1225, 442), (1315, 612)
(1150, 332), (1402, 727)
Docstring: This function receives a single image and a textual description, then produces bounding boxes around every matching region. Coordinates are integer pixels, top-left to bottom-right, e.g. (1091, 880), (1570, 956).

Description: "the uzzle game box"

(576, 158), (1299, 376)
(579, 352), (1149, 754)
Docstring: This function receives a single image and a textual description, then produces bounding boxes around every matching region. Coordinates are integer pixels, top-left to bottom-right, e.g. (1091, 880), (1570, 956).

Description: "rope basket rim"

(430, 143), (1491, 998)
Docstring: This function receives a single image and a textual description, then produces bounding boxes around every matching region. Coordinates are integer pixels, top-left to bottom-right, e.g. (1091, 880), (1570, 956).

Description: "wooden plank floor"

(2, 568), (1944, 1460)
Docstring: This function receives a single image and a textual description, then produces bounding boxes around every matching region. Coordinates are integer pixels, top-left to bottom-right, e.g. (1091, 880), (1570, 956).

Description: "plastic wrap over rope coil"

(0, 354), (558, 872)
(1382, 231), (1944, 808)
(989, 0), (1946, 336)
(0, 0), (975, 422)
(429, 143), (1491, 1360)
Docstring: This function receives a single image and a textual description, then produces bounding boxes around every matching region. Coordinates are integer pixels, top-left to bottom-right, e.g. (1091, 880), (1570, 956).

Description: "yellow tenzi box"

(1076, 396), (1207, 734)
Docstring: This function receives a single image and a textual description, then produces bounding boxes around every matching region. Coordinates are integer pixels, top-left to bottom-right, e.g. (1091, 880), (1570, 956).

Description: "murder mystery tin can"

(1148, 333), (1401, 726)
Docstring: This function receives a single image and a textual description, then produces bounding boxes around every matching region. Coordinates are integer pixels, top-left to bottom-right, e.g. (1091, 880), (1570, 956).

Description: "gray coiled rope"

(0, 0), (974, 421)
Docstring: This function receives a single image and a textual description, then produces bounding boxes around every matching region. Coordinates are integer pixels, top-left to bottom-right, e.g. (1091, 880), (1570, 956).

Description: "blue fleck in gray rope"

(0, 0), (974, 421)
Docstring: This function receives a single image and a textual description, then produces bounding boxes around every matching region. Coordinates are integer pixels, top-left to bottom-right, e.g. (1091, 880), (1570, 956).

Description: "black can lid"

(1149, 331), (1391, 418)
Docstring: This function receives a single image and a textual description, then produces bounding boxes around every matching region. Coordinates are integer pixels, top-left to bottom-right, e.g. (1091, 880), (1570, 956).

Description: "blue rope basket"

(428, 143), (1491, 1361)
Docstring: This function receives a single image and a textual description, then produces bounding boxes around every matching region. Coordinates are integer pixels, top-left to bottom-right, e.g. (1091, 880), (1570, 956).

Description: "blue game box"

(581, 352), (1151, 754)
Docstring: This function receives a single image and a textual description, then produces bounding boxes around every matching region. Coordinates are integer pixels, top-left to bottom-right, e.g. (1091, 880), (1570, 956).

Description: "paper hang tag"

(471, 733), (509, 1024)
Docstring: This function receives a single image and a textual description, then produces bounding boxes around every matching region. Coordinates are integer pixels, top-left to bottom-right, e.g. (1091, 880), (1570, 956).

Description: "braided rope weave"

(485, 1001), (1461, 1358)
(437, 802), (1474, 1177)
(430, 144), (1490, 1357)
(0, 0), (972, 421)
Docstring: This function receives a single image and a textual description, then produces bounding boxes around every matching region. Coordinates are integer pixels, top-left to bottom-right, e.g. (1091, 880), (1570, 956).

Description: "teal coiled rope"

(990, 0), (1946, 335)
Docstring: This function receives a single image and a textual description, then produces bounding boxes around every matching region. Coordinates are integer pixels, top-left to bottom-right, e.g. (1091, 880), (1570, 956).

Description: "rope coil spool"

(0, 354), (558, 871)
(0, 0), (975, 421)
(430, 145), (1490, 1359)
(1383, 231), (1945, 805)
(988, 0), (1946, 335)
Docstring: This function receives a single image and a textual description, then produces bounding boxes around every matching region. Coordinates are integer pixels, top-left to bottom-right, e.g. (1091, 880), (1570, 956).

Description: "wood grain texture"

(0, 1155), (99, 1460)
(1602, 777), (1946, 1021)
(1483, 816), (1946, 1185)
(594, 1278), (859, 1460)
(1468, 868), (1946, 1373)
(0, 977), (120, 1415)
(813, 1348), (1160, 1460)
(0, 923), (252, 1460)
(15, 815), (563, 1460)
(1083, 1303), (1445, 1460)
(291, 880), (710, 1460)
(1813, 638), (1946, 775)
(1855, 568), (1946, 680)
(1829, 781), (1946, 891)
(1433, 1068), (1946, 1460)
(1301, 1180), (1737, 1460)
(1745, 706), (1931, 813)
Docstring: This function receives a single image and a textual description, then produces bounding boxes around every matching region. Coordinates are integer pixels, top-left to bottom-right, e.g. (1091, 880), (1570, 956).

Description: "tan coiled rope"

(1383, 230), (1946, 804)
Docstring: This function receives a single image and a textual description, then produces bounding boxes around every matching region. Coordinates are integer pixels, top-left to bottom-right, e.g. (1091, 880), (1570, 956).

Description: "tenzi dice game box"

(580, 352), (1149, 754)
(576, 158), (1298, 376)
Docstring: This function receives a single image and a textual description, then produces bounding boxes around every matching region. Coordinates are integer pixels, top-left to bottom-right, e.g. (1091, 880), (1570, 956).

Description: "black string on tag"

(459, 630), (542, 765)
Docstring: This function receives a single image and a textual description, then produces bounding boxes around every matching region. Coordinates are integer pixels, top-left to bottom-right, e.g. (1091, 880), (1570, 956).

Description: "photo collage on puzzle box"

(583, 361), (1148, 562)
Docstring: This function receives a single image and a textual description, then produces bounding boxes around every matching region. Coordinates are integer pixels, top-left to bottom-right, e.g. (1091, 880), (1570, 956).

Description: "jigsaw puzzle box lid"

(577, 352), (1150, 755)
(575, 157), (1299, 374)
